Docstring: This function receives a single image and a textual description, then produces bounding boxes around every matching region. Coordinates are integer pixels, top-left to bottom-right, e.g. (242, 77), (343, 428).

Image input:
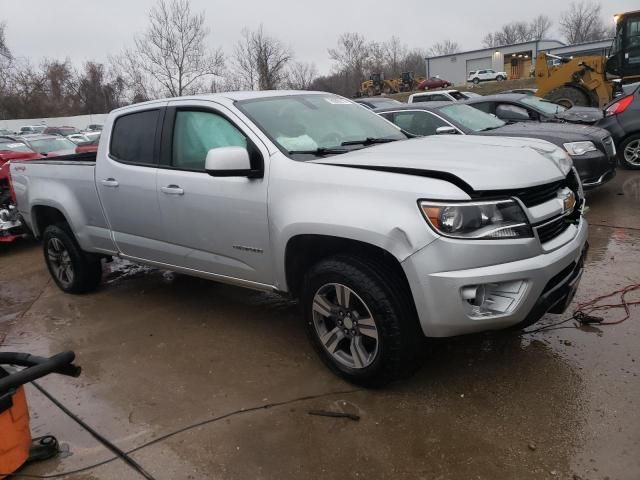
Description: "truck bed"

(11, 152), (115, 253)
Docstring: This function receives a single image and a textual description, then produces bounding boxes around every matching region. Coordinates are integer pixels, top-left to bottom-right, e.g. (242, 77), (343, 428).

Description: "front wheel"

(619, 134), (640, 170)
(302, 256), (422, 387)
(496, 75), (505, 81)
(43, 224), (103, 294)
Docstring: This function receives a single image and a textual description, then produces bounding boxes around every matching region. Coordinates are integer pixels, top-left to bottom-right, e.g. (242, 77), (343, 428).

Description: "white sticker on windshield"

(325, 97), (352, 105)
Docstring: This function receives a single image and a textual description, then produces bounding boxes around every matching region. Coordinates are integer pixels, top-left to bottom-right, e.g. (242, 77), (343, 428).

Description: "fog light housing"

(461, 280), (527, 318)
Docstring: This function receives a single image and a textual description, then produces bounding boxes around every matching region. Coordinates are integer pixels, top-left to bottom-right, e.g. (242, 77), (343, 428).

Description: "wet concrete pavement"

(1, 170), (639, 480)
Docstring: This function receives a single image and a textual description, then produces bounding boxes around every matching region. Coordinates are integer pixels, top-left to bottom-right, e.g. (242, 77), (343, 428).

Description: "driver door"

(156, 100), (272, 285)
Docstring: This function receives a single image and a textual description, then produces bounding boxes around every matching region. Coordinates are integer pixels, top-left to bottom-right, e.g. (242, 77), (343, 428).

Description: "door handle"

(101, 178), (119, 187)
(160, 185), (184, 195)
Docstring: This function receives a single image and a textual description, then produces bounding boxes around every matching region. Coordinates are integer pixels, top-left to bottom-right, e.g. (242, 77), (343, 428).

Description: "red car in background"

(417, 76), (452, 90)
(0, 141), (42, 243)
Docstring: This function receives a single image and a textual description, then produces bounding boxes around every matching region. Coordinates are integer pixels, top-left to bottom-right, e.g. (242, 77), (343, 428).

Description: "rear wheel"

(43, 224), (102, 294)
(545, 86), (592, 108)
(619, 134), (640, 170)
(302, 255), (423, 387)
(472, 78), (480, 85)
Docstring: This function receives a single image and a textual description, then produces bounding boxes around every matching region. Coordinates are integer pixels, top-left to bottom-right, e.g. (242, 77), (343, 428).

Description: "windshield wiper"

(341, 137), (399, 146)
(288, 147), (349, 156)
(478, 126), (501, 131)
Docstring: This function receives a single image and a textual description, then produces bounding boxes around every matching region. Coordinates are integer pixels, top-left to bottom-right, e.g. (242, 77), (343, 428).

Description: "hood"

(555, 106), (603, 124)
(312, 135), (571, 192)
(485, 121), (608, 144)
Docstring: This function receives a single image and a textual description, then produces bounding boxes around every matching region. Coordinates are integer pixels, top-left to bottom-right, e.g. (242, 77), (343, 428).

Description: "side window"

(413, 96), (430, 103)
(472, 102), (494, 114)
(110, 109), (159, 164)
(392, 111), (448, 136)
(172, 110), (247, 171)
(495, 103), (531, 121)
(429, 94), (448, 101)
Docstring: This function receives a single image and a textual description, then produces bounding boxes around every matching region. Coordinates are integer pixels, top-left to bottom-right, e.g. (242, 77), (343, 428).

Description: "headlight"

(563, 141), (596, 156)
(419, 199), (532, 240)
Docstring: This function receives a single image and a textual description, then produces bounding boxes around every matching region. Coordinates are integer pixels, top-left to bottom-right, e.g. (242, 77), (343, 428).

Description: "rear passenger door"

(155, 101), (272, 285)
(96, 104), (168, 261)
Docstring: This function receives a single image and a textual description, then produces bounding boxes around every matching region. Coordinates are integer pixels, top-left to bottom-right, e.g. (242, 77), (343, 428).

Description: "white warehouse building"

(425, 39), (613, 86)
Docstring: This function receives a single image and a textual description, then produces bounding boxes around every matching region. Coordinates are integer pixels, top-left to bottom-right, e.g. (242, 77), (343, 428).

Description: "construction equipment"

(535, 10), (640, 108)
(358, 72), (426, 97)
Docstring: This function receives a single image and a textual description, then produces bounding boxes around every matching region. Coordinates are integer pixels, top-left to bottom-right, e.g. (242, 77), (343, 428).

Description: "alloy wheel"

(47, 237), (74, 288)
(624, 139), (640, 166)
(311, 283), (379, 369)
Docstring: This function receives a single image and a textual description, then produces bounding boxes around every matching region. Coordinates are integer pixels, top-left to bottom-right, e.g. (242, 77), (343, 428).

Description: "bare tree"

(329, 32), (370, 94)
(402, 49), (428, 75)
(383, 36), (407, 77)
(366, 41), (386, 74)
(232, 26), (291, 90)
(0, 21), (13, 94)
(132, 0), (224, 97)
(530, 15), (553, 40)
(110, 50), (157, 103)
(428, 40), (460, 57)
(286, 61), (317, 90)
(559, 1), (611, 44)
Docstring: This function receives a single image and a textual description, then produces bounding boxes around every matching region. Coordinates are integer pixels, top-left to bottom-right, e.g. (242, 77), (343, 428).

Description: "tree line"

(0, 0), (615, 119)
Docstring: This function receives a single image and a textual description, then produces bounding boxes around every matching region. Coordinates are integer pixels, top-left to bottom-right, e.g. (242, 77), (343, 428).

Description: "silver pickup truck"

(11, 91), (588, 386)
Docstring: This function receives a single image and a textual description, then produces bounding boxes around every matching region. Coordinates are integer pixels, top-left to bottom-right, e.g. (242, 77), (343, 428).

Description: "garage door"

(466, 57), (492, 75)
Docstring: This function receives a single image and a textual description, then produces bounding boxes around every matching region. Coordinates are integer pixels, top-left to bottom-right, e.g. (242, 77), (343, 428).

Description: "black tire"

(472, 78), (480, 85)
(302, 255), (423, 387)
(496, 75), (505, 81)
(618, 134), (640, 170)
(545, 86), (592, 108)
(43, 224), (102, 294)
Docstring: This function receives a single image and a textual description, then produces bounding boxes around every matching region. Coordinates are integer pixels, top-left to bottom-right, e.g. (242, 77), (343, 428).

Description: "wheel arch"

(283, 234), (415, 305)
(31, 204), (71, 239)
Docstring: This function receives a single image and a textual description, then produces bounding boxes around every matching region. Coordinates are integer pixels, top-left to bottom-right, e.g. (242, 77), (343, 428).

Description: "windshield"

(0, 142), (32, 153)
(236, 94), (406, 157)
(30, 137), (76, 154)
(439, 104), (505, 132)
(520, 95), (567, 114)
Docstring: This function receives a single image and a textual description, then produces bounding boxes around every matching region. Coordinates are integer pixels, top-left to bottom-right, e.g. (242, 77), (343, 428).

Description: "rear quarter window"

(110, 110), (160, 164)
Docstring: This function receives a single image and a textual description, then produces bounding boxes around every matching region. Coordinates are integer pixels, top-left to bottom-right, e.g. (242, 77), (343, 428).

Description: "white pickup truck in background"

(10, 91), (588, 386)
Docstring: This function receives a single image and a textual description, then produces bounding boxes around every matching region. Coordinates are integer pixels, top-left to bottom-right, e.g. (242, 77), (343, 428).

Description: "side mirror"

(436, 126), (458, 135)
(204, 146), (262, 178)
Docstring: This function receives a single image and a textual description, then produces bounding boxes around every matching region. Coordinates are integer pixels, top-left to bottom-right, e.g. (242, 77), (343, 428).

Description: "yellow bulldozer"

(358, 72), (425, 97)
(535, 9), (640, 108)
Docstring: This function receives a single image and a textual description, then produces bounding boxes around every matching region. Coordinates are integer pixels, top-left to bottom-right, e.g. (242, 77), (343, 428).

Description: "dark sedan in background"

(596, 83), (640, 169)
(464, 93), (603, 125)
(354, 97), (403, 110)
(374, 102), (617, 189)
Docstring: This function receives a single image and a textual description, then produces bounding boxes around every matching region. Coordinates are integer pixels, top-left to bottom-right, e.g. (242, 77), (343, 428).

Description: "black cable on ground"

(3, 387), (360, 479)
(29, 380), (157, 480)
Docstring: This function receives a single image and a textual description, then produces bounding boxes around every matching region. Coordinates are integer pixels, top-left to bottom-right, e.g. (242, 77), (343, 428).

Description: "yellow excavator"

(535, 9), (640, 108)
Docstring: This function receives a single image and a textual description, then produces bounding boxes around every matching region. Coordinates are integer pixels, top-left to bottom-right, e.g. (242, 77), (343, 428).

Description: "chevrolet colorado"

(11, 91), (588, 385)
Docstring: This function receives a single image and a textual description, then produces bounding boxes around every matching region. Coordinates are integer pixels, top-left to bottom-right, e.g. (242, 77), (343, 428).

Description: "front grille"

(475, 171), (579, 208)
(536, 216), (571, 244)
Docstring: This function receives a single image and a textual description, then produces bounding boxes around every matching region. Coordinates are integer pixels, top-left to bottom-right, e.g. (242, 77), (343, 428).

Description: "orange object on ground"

(0, 386), (32, 479)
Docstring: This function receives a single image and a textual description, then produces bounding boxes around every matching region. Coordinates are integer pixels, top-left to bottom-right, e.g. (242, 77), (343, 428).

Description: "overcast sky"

(1, 0), (637, 74)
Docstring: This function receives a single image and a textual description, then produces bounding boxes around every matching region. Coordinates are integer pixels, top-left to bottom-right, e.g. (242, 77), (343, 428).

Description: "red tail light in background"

(605, 95), (634, 117)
